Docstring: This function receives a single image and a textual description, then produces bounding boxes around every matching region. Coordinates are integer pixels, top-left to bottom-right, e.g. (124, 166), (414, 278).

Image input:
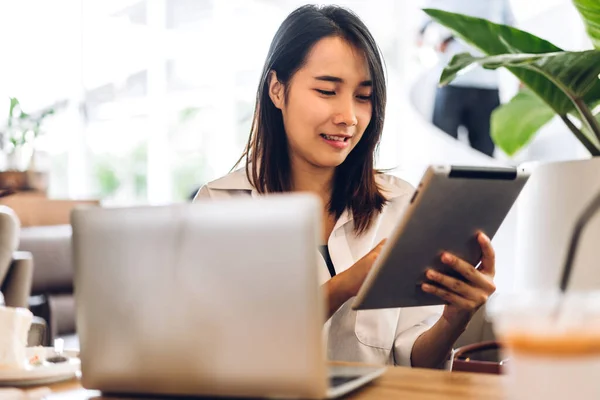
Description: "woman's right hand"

(338, 239), (387, 297)
(324, 239), (386, 319)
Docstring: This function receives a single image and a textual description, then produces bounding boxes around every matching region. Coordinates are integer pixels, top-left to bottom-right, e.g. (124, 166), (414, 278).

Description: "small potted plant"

(0, 97), (65, 193)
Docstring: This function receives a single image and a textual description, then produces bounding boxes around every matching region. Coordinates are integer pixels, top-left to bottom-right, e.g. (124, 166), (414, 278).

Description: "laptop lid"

(72, 194), (327, 398)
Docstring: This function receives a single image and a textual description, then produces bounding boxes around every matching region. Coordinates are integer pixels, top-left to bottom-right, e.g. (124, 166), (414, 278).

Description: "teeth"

(322, 134), (346, 142)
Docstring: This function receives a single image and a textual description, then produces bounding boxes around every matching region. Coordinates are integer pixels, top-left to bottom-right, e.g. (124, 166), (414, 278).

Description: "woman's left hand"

(421, 232), (496, 326)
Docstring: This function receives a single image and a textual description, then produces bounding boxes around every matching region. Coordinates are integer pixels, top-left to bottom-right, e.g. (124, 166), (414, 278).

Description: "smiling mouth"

(320, 134), (350, 142)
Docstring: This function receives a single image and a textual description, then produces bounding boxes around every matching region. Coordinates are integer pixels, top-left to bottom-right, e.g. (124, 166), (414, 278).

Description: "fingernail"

(442, 253), (453, 263)
(426, 270), (436, 279)
(422, 283), (432, 292)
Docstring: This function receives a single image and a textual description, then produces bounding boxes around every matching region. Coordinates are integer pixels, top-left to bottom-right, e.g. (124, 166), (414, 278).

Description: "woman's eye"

(316, 89), (335, 96)
(356, 94), (372, 101)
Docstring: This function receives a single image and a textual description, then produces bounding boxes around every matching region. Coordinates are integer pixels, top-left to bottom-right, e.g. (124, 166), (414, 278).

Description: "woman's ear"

(268, 70), (285, 110)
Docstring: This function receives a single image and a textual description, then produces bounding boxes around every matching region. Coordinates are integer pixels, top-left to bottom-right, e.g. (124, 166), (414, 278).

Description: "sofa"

(0, 205), (46, 346)
(0, 193), (99, 345)
(20, 224), (75, 342)
(0, 206), (33, 309)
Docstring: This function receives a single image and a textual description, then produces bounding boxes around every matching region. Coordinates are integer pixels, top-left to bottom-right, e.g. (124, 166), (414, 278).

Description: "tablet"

(352, 165), (530, 310)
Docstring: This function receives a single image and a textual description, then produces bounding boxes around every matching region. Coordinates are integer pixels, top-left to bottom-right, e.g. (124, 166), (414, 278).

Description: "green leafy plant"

(91, 143), (148, 201)
(1, 97), (65, 152)
(424, 0), (600, 156)
(94, 160), (121, 198)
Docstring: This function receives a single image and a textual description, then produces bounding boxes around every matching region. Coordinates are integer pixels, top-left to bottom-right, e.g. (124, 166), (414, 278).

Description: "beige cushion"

(20, 225), (72, 293)
(0, 206), (20, 286)
(3, 253), (33, 308)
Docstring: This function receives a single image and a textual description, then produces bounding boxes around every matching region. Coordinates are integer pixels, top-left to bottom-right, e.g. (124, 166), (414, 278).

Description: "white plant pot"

(5, 146), (32, 171)
(514, 158), (600, 291)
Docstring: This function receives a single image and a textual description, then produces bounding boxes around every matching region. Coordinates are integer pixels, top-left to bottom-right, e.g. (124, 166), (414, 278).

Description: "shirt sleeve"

(419, 0), (454, 47)
(393, 305), (443, 366)
(502, 0), (516, 26)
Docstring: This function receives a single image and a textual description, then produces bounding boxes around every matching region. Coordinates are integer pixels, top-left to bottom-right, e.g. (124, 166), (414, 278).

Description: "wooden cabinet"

(0, 192), (99, 227)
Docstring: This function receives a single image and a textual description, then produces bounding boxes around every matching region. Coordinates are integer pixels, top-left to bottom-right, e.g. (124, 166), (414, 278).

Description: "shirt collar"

(207, 168), (407, 229)
(206, 167), (258, 197)
(333, 174), (407, 230)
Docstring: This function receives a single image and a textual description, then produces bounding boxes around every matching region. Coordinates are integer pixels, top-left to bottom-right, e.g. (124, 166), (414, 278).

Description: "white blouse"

(194, 168), (442, 366)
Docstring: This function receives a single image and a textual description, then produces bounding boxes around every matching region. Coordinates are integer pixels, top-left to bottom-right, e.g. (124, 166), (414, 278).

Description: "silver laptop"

(72, 194), (384, 399)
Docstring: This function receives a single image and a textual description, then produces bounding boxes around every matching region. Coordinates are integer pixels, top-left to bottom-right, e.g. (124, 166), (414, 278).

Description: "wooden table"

(44, 366), (507, 400)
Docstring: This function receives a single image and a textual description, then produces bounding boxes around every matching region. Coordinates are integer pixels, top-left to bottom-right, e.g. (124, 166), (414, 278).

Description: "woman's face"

(269, 36), (373, 171)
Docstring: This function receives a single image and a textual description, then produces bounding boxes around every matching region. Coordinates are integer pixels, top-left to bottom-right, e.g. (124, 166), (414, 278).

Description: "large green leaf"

(423, 9), (600, 115)
(441, 50), (600, 103)
(574, 0), (600, 49)
(8, 97), (19, 122)
(9, 97), (19, 112)
(590, 111), (600, 143)
(567, 111), (600, 155)
(491, 89), (556, 156)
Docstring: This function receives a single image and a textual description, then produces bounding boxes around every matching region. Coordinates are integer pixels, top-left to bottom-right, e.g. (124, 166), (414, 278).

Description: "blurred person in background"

(418, 0), (516, 157)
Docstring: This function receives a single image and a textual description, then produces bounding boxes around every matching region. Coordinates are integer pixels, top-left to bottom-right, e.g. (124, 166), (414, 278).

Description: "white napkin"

(0, 387), (51, 400)
(0, 307), (34, 369)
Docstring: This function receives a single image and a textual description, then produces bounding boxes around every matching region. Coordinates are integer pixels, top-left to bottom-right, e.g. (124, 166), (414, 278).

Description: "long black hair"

(237, 4), (387, 234)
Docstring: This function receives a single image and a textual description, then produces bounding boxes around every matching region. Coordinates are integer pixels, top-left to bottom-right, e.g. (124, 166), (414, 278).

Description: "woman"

(195, 5), (496, 368)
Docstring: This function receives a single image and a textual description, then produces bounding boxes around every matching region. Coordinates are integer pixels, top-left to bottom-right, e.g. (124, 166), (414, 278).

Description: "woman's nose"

(332, 98), (358, 127)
